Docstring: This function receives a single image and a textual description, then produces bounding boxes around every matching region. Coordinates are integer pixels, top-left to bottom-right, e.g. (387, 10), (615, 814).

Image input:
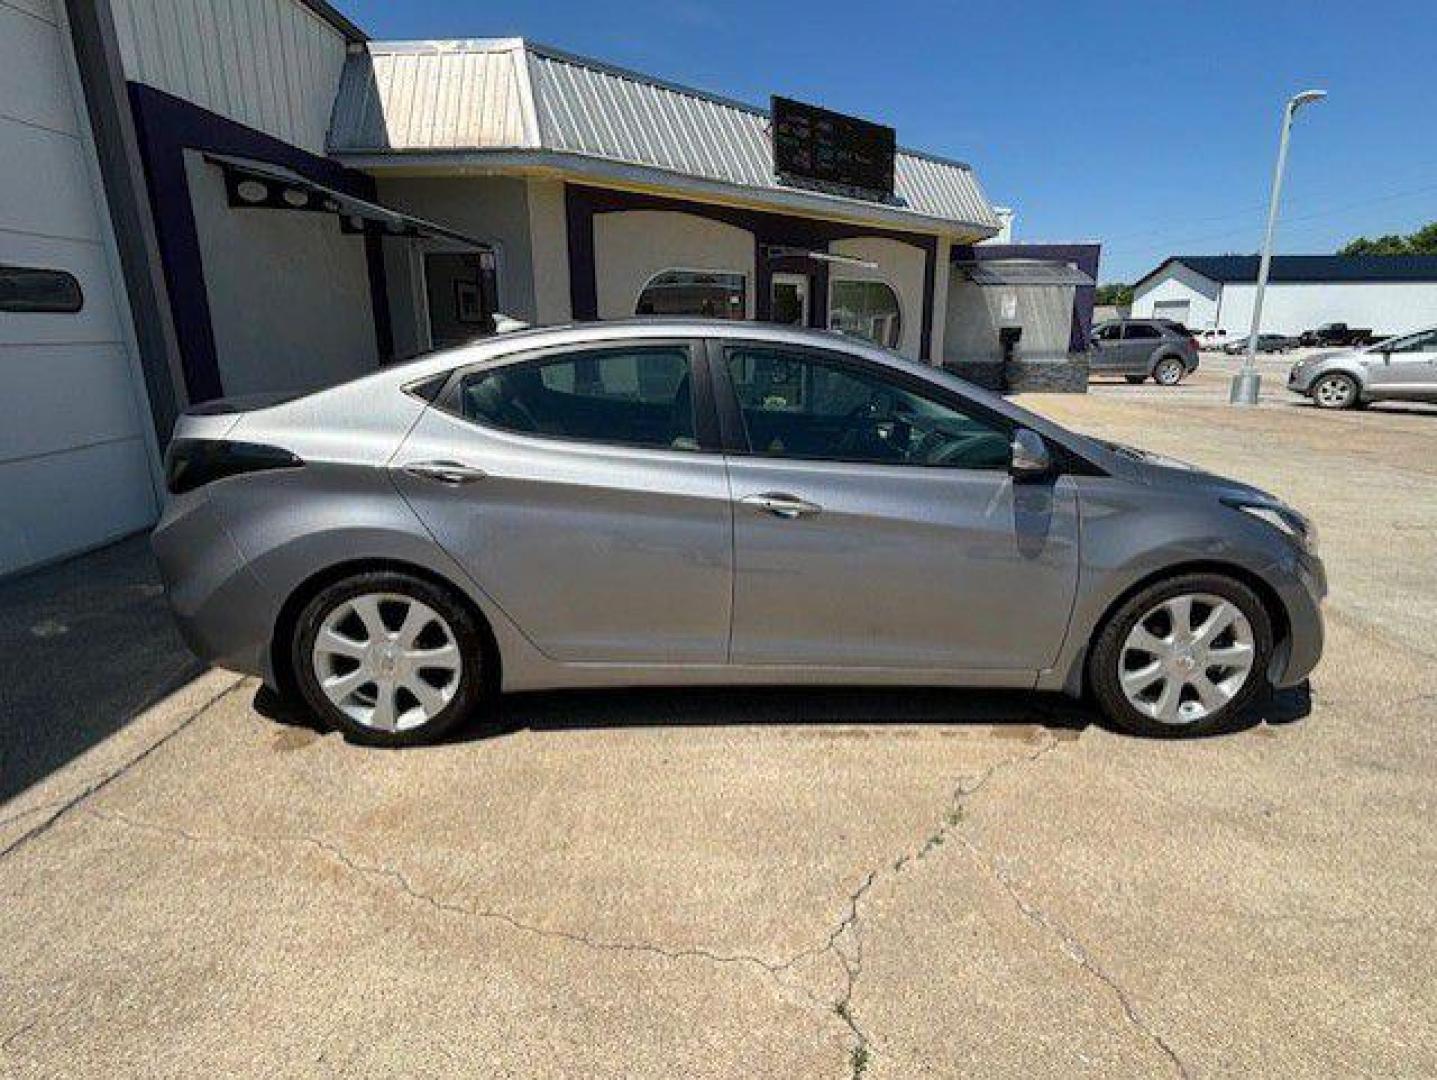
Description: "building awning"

(962, 260), (1095, 287)
(203, 153), (489, 249)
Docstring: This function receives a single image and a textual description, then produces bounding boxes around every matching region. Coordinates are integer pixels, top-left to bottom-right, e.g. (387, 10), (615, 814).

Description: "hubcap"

(1118, 593), (1255, 725)
(1156, 360), (1182, 385)
(312, 593), (463, 732)
(1315, 377), (1352, 407)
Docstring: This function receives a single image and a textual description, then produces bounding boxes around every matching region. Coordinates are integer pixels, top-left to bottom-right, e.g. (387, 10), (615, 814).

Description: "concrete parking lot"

(3, 354), (1434, 1078)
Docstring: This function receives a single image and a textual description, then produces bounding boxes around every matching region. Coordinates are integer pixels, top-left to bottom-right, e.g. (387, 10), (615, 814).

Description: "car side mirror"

(1010, 428), (1052, 481)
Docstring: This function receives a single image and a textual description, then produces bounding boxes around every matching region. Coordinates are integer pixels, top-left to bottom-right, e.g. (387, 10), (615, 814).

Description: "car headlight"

(1222, 497), (1318, 554)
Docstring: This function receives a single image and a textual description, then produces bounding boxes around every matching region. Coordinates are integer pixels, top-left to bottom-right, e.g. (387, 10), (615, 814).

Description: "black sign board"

(771, 96), (896, 200)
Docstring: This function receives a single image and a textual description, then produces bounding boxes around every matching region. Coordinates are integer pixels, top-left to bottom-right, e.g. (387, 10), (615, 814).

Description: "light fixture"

(235, 179), (268, 204)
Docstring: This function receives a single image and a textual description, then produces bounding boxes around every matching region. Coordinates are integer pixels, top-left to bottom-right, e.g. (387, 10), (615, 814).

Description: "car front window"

(723, 346), (1011, 469)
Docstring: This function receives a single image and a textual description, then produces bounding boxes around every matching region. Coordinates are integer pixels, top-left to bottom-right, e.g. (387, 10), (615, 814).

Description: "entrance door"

(421, 249), (498, 349)
(714, 340), (1080, 673)
(770, 273), (810, 326)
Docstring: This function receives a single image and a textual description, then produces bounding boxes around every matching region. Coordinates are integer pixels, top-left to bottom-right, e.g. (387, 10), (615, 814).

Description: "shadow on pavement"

(255, 679), (1311, 746)
(0, 535), (202, 803)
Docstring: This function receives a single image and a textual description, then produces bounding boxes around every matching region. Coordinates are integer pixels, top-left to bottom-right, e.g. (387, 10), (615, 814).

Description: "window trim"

(634, 266), (749, 320)
(0, 264), (84, 314)
(708, 339), (1008, 472)
(827, 275), (904, 349)
(706, 338), (1106, 477)
(431, 338), (723, 455)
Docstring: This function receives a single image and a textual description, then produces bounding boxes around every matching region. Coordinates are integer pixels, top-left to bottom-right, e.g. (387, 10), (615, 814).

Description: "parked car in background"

(1298, 322), (1380, 348)
(1222, 333), (1294, 355)
(1196, 329), (1239, 351)
(152, 319), (1323, 742)
(1287, 324), (1437, 408)
(1090, 318), (1200, 385)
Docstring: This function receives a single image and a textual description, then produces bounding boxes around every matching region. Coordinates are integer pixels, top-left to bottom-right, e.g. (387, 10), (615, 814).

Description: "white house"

(1131, 255), (1437, 336)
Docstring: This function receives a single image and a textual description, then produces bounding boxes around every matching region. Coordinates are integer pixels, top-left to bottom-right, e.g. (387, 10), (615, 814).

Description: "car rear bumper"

(151, 489), (273, 680)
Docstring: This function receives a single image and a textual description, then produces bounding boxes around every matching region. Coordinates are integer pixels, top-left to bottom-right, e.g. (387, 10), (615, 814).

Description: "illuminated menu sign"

(771, 96), (896, 200)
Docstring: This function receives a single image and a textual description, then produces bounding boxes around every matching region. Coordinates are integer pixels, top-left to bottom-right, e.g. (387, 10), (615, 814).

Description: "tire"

(1088, 573), (1273, 738)
(291, 571), (489, 746)
(1311, 372), (1360, 410)
(1153, 357), (1185, 386)
(1124, 374), (1146, 384)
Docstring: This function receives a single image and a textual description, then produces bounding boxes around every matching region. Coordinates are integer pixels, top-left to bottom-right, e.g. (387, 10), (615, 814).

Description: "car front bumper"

(1268, 548), (1326, 688)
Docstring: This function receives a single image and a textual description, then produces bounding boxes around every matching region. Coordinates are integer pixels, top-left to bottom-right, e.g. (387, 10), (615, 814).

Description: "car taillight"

(164, 439), (303, 495)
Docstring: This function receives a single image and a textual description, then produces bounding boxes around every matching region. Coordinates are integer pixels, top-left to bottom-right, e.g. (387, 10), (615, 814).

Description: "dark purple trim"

(127, 83), (391, 401)
(951, 243), (1102, 354)
(565, 184), (939, 359)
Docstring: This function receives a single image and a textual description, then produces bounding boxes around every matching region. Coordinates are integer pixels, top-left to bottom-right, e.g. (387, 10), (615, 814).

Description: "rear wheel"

(1088, 574), (1273, 737)
(292, 571), (488, 746)
(1153, 357), (1185, 386)
(1311, 372), (1360, 410)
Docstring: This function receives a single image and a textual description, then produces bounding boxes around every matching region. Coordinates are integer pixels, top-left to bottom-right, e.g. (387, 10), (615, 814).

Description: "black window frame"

(705, 338), (1105, 476)
(430, 338), (723, 454)
(0, 264), (84, 314)
(1122, 322), (1162, 340)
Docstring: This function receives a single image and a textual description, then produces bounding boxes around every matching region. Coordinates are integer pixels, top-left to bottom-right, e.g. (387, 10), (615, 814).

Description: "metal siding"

(108, 0), (348, 154)
(327, 41), (999, 234)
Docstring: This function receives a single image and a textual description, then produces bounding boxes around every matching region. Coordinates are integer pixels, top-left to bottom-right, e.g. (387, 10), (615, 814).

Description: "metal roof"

(328, 39), (1000, 236)
(1142, 255), (1437, 286)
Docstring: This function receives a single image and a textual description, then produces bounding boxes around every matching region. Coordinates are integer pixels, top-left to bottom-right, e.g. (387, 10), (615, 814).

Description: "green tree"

(1095, 283), (1134, 306)
(1338, 221), (1437, 256)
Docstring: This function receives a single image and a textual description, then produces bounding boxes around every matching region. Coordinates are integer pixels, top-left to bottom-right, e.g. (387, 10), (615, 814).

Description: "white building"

(1131, 255), (1437, 336)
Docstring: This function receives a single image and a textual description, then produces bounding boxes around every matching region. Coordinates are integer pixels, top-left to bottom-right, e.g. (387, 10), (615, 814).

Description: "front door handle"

(402, 460), (487, 485)
(741, 492), (822, 519)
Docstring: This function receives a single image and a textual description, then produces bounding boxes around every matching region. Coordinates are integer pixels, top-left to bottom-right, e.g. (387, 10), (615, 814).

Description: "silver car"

(153, 320), (1324, 745)
(1288, 325), (1437, 408)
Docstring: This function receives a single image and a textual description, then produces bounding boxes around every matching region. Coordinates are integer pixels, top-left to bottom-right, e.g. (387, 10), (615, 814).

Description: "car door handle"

(741, 493), (822, 519)
(402, 460), (487, 485)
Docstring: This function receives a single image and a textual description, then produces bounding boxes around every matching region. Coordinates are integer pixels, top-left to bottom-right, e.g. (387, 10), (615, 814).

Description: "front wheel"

(1088, 574), (1273, 738)
(1311, 372), (1360, 410)
(292, 571), (488, 746)
(1153, 357), (1185, 386)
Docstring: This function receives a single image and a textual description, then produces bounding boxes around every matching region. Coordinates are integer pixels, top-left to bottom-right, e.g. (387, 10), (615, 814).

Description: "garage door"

(1152, 300), (1191, 326)
(0, 0), (158, 576)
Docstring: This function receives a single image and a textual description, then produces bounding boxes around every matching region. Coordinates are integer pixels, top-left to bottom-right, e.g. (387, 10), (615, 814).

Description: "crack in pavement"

(0, 677), (246, 861)
(797, 732), (1067, 1077)
(949, 737), (1191, 1080)
(36, 722), (1081, 1080)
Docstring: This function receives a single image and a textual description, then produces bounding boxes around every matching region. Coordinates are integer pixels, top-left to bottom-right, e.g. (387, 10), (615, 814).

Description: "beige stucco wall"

(526, 179), (572, 325)
(593, 210), (756, 320)
(185, 151), (377, 396)
(376, 176), (538, 356)
(826, 236), (927, 360)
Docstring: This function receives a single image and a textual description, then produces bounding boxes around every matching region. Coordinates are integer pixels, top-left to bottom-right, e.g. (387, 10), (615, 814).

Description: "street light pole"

(1230, 89), (1327, 405)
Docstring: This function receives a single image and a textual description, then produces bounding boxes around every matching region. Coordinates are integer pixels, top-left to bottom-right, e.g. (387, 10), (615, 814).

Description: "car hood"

(1096, 440), (1273, 501)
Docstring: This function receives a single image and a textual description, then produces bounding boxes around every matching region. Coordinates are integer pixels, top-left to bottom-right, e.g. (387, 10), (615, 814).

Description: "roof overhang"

(960, 259), (1095, 287)
(204, 153), (490, 249)
(334, 149), (998, 241)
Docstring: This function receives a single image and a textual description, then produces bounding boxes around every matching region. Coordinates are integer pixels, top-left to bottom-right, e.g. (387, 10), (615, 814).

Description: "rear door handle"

(402, 460), (487, 485)
(740, 492), (822, 519)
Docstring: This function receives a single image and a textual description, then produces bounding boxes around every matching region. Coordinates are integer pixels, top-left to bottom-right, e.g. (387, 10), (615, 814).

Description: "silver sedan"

(153, 320), (1325, 744)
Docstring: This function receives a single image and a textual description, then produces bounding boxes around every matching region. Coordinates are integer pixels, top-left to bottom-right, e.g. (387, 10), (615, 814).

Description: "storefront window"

(829, 279), (901, 348)
(636, 269), (746, 320)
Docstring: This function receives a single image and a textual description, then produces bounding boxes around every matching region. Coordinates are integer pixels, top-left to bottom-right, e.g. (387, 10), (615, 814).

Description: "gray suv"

(1287, 325), (1437, 408)
(1091, 319), (1200, 385)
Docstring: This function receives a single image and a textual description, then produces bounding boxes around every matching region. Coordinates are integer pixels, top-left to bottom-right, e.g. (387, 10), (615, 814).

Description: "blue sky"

(336, 0), (1437, 283)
